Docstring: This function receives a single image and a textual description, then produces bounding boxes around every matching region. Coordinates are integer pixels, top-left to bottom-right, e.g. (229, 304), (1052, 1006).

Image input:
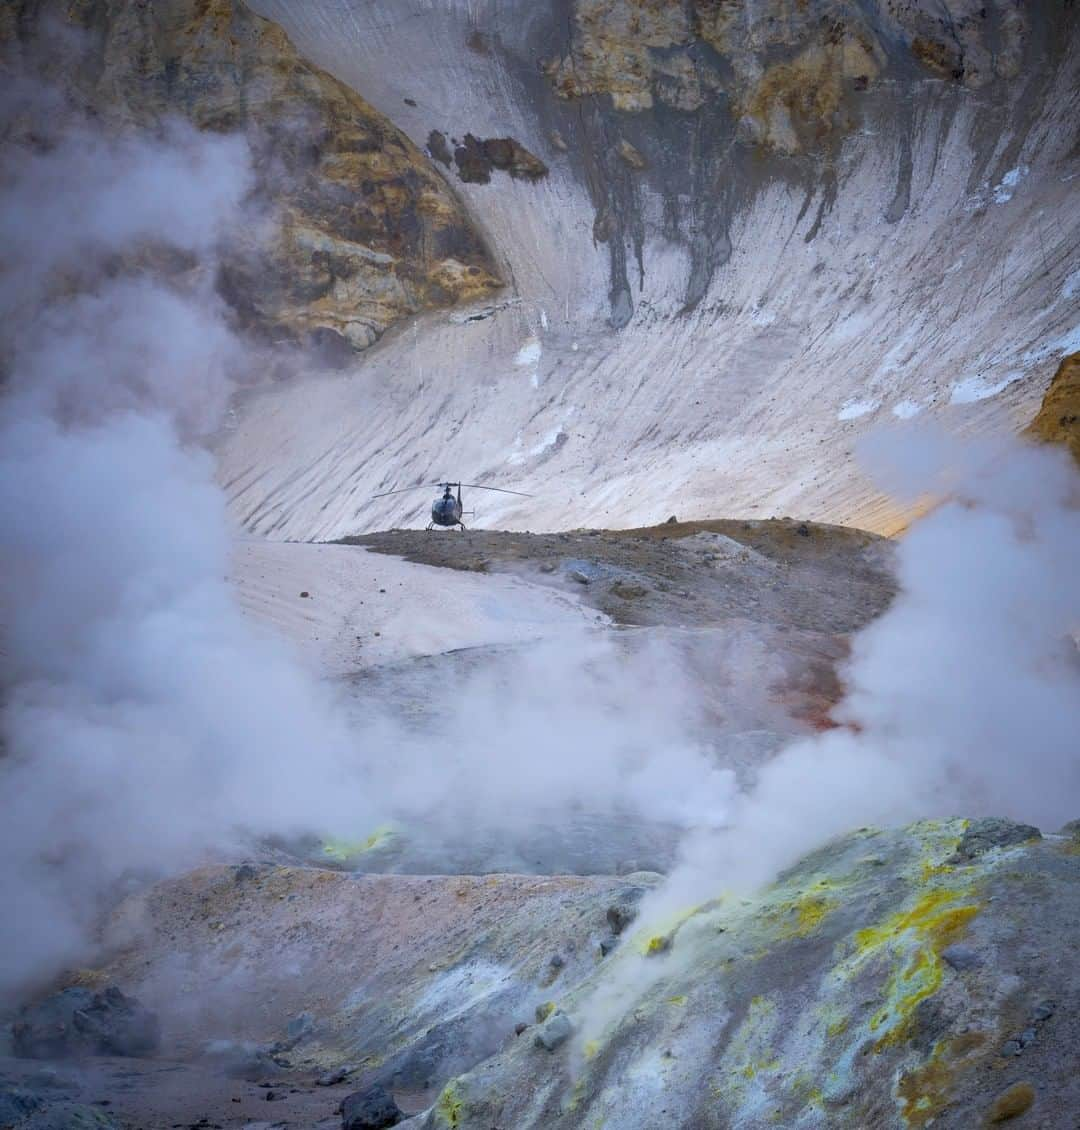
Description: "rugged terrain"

(2, 2), (1078, 1129)
(214, 0), (1079, 538)
(1, 0), (500, 352)
(3, 523), (1078, 1128)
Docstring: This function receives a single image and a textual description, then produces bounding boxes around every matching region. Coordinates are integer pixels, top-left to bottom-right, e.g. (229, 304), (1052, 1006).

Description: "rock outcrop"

(213, 0), (1077, 540)
(402, 819), (1080, 1129)
(1028, 351), (1080, 466)
(11, 819), (1076, 1127)
(543, 0), (1029, 155)
(1, 0), (501, 352)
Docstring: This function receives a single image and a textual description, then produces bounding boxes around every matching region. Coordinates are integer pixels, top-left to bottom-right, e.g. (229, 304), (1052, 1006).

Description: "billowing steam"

(0, 82), (735, 1001)
(578, 427), (1080, 1049)
(0, 94), (378, 997)
(2, 63), (1078, 1050)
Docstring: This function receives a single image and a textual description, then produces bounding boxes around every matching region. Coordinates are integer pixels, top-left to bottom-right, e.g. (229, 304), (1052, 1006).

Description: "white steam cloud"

(578, 427), (1080, 1050)
(0, 86), (735, 1002)
(674, 427), (1080, 898)
(0, 100), (376, 998)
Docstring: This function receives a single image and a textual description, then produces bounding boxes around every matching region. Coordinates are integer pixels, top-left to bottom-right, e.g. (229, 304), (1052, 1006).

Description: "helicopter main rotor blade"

(459, 483), (534, 497)
(371, 484), (441, 499)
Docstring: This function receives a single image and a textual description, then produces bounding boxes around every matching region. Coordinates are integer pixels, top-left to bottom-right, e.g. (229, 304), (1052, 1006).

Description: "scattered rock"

(1058, 818), (1080, 839)
(941, 943), (982, 970)
(598, 934), (619, 957)
(950, 817), (1041, 861)
(1000, 1039), (1022, 1057)
(233, 863), (259, 882)
(569, 569), (591, 585)
(1031, 1000), (1055, 1022)
(665, 515), (678, 524)
(340, 1084), (403, 1130)
(534, 1001), (556, 1024)
(796, 523), (811, 537)
(1018, 1027), (1037, 1048)
(534, 1012), (573, 1051)
(540, 953), (566, 986)
(426, 130), (452, 167)
(12, 987), (159, 1060)
(616, 139), (647, 169)
(606, 887), (646, 935)
(317, 1066), (354, 1087)
(453, 133), (548, 183)
(514, 1022), (529, 1036)
(987, 1082), (1035, 1122)
(550, 129), (568, 151)
(299, 591), (310, 598)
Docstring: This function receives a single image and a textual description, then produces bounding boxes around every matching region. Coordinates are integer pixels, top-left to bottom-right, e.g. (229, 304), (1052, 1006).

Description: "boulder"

(951, 817), (1041, 861)
(341, 1084), (403, 1130)
(533, 1012), (573, 1051)
(12, 986), (159, 1060)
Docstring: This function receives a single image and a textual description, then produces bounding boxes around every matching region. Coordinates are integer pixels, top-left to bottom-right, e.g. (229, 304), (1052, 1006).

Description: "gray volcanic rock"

(405, 820), (1080, 1129)
(11, 987), (158, 1060)
(341, 1083), (403, 1129)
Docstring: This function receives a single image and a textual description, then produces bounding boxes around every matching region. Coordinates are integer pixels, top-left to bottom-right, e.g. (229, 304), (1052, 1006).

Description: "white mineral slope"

(219, 0), (1080, 541)
(229, 540), (600, 675)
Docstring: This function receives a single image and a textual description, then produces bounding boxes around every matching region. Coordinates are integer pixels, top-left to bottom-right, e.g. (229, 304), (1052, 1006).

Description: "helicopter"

(372, 481), (532, 530)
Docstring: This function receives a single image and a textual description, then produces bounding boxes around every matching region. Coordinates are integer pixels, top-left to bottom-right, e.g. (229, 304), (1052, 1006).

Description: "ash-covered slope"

(218, 0), (1080, 538)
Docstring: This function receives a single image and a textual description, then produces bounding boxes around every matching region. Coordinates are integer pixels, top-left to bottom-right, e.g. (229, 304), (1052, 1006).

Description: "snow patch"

(837, 399), (879, 421)
(949, 371), (1024, 405)
(892, 400), (923, 419)
(515, 339), (542, 368)
(992, 165), (1028, 205)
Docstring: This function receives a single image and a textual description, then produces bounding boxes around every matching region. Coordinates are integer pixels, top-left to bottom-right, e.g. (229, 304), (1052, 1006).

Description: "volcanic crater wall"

(1, 0), (501, 353)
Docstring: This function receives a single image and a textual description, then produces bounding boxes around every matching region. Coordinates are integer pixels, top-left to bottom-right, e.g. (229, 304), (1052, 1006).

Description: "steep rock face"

(1028, 351), (1080, 465)
(214, 0), (1078, 539)
(2, 0), (500, 351)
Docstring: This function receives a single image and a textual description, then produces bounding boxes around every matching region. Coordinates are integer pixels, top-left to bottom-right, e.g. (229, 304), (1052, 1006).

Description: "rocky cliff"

(209, 0), (1078, 538)
(1, 0), (500, 353)
(1029, 351), (1080, 466)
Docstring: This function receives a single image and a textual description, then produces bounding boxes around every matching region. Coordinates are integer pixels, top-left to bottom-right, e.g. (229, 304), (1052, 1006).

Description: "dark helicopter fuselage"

(431, 490), (463, 527)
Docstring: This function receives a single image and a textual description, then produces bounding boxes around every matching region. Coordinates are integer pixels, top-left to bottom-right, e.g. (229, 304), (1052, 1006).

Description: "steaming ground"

(1, 518), (899, 1127)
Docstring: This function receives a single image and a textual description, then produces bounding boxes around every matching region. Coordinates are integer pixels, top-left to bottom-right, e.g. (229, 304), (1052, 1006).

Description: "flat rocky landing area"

(341, 517), (897, 635)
